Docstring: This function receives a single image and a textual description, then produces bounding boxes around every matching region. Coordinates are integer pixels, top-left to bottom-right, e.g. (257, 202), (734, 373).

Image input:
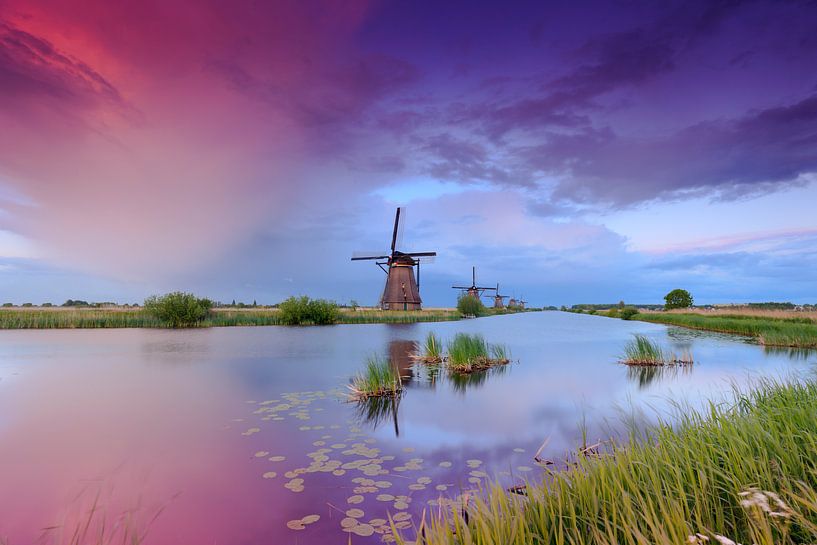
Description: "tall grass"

(621, 334), (668, 365)
(401, 379), (817, 545)
(0, 308), (465, 329)
(348, 355), (403, 399)
(420, 331), (444, 363)
(446, 333), (509, 372)
(635, 312), (817, 348)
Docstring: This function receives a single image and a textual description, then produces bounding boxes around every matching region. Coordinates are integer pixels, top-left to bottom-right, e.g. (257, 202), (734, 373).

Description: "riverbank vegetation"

(403, 379), (817, 545)
(144, 292), (213, 328)
(635, 312), (817, 348)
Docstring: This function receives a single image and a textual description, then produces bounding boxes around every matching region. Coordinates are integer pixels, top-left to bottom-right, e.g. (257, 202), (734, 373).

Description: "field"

(408, 379), (817, 545)
(634, 310), (817, 348)
(0, 306), (489, 329)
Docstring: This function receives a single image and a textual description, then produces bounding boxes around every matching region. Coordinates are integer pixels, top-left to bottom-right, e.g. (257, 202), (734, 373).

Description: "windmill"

(452, 266), (496, 299)
(492, 283), (509, 309)
(518, 297), (528, 309)
(351, 208), (436, 311)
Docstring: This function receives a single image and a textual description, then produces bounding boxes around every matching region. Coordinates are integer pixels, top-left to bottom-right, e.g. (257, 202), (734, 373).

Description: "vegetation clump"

(277, 296), (339, 325)
(446, 333), (510, 373)
(664, 288), (693, 310)
(456, 294), (486, 317)
(619, 306), (638, 320)
(419, 331), (444, 363)
(144, 292), (212, 328)
(621, 334), (693, 366)
(348, 355), (403, 400)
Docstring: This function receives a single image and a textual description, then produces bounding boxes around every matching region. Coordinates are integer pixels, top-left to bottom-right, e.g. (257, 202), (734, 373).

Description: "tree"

(618, 300), (625, 309)
(278, 296), (338, 325)
(144, 292), (213, 328)
(457, 294), (485, 317)
(664, 289), (693, 310)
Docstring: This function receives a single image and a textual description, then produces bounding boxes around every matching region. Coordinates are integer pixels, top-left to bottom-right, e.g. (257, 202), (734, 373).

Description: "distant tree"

(41, 302), (53, 307)
(144, 292), (213, 328)
(457, 294), (485, 317)
(620, 306), (638, 320)
(664, 289), (693, 310)
(278, 296), (339, 325)
(350, 299), (359, 311)
(560, 305), (567, 311)
(231, 299), (236, 306)
(22, 302), (33, 307)
(618, 300), (625, 309)
(252, 299), (257, 307)
(2, 302), (13, 307)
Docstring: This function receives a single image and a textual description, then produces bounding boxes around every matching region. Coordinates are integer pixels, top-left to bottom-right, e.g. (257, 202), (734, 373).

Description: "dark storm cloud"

(0, 19), (122, 106)
(530, 93), (817, 205)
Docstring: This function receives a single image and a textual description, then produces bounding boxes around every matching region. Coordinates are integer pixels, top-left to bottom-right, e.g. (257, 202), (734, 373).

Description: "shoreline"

(0, 307), (533, 329)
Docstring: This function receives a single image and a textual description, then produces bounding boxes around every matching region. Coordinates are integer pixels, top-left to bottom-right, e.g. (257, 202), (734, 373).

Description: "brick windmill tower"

(452, 266), (496, 299)
(493, 283), (509, 309)
(352, 208), (436, 311)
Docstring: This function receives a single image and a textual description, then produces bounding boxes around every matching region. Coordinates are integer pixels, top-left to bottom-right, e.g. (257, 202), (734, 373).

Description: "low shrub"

(457, 294), (486, 317)
(144, 292), (213, 328)
(278, 296), (339, 325)
(620, 306), (638, 320)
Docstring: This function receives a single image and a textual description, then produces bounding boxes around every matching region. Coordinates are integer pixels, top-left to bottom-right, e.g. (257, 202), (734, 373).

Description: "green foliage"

(41, 302), (53, 307)
(277, 296), (339, 325)
(447, 333), (489, 368)
(143, 292), (213, 328)
(605, 308), (620, 318)
(407, 379), (817, 545)
(349, 354), (402, 399)
(457, 294), (486, 317)
(21, 303), (33, 307)
(664, 288), (694, 309)
(637, 313), (817, 348)
(421, 331), (443, 362)
(621, 334), (667, 365)
(2, 302), (13, 307)
(62, 299), (90, 307)
(620, 306), (638, 320)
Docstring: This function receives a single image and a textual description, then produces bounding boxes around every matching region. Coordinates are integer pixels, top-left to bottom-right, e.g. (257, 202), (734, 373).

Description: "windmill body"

(493, 283), (509, 309)
(452, 266), (496, 300)
(351, 208), (436, 311)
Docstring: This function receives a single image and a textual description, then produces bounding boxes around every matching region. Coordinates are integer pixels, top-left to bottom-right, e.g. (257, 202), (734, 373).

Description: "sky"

(1, 0), (816, 307)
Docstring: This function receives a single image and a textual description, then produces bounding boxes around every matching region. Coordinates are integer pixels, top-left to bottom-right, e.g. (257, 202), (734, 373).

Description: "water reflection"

(354, 394), (402, 436)
(763, 345), (817, 361)
(448, 364), (510, 394)
(626, 364), (693, 389)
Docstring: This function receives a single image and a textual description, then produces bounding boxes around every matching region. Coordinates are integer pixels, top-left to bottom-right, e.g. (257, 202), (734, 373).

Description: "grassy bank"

(634, 312), (817, 348)
(407, 379), (817, 545)
(0, 307), (477, 329)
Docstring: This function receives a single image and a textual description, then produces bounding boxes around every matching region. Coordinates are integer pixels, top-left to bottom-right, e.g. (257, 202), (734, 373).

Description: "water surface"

(0, 312), (813, 544)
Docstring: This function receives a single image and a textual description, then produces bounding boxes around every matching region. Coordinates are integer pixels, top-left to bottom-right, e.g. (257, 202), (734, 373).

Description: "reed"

(399, 379), (817, 545)
(620, 334), (693, 366)
(348, 355), (403, 400)
(635, 312), (817, 348)
(420, 331), (444, 363)
(446, 333), (509, 373)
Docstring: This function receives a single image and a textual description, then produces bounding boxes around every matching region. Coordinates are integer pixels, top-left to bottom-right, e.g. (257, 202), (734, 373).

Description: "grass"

(633, 312), (817, 348)
(419, 331), (444, 363)
(619, 334), (693, 366)
(348, 355), (403, 400)
(0, 307), (465, 329)
(400, 379), (817, 545)
(446, 333), (510, 373)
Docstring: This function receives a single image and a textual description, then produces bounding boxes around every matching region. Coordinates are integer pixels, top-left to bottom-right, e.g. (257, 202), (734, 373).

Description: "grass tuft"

(348, 355), (403, 400)
(621, 334), (693, 366)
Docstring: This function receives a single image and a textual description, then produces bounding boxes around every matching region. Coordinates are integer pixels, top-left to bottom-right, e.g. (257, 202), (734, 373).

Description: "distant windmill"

(518, 297), (528, 309)
(351, 208), (436, 311)
(452, 266), (496, 299)
(492, 283), (509, 309)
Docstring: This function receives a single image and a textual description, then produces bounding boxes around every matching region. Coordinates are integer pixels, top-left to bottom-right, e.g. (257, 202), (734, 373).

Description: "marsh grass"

(446, 333), (510, 373)
(398, 379), (817, 545)
(348, 355), (403, 400)
(636, 312), (817, 348)
(621, 334), (693, 366)
(419, 331), (444, 363)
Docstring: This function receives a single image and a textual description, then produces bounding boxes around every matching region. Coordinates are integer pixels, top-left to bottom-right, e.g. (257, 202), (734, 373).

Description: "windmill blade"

(414, 255), (435, 264)
(452, 285), (471, 289)
(390, 207), (401, 254)
(403, 251), (437, 257)
(352, 250), (390, 261)
(472, 266), (476, 286)
(476, 286), (497, 291)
